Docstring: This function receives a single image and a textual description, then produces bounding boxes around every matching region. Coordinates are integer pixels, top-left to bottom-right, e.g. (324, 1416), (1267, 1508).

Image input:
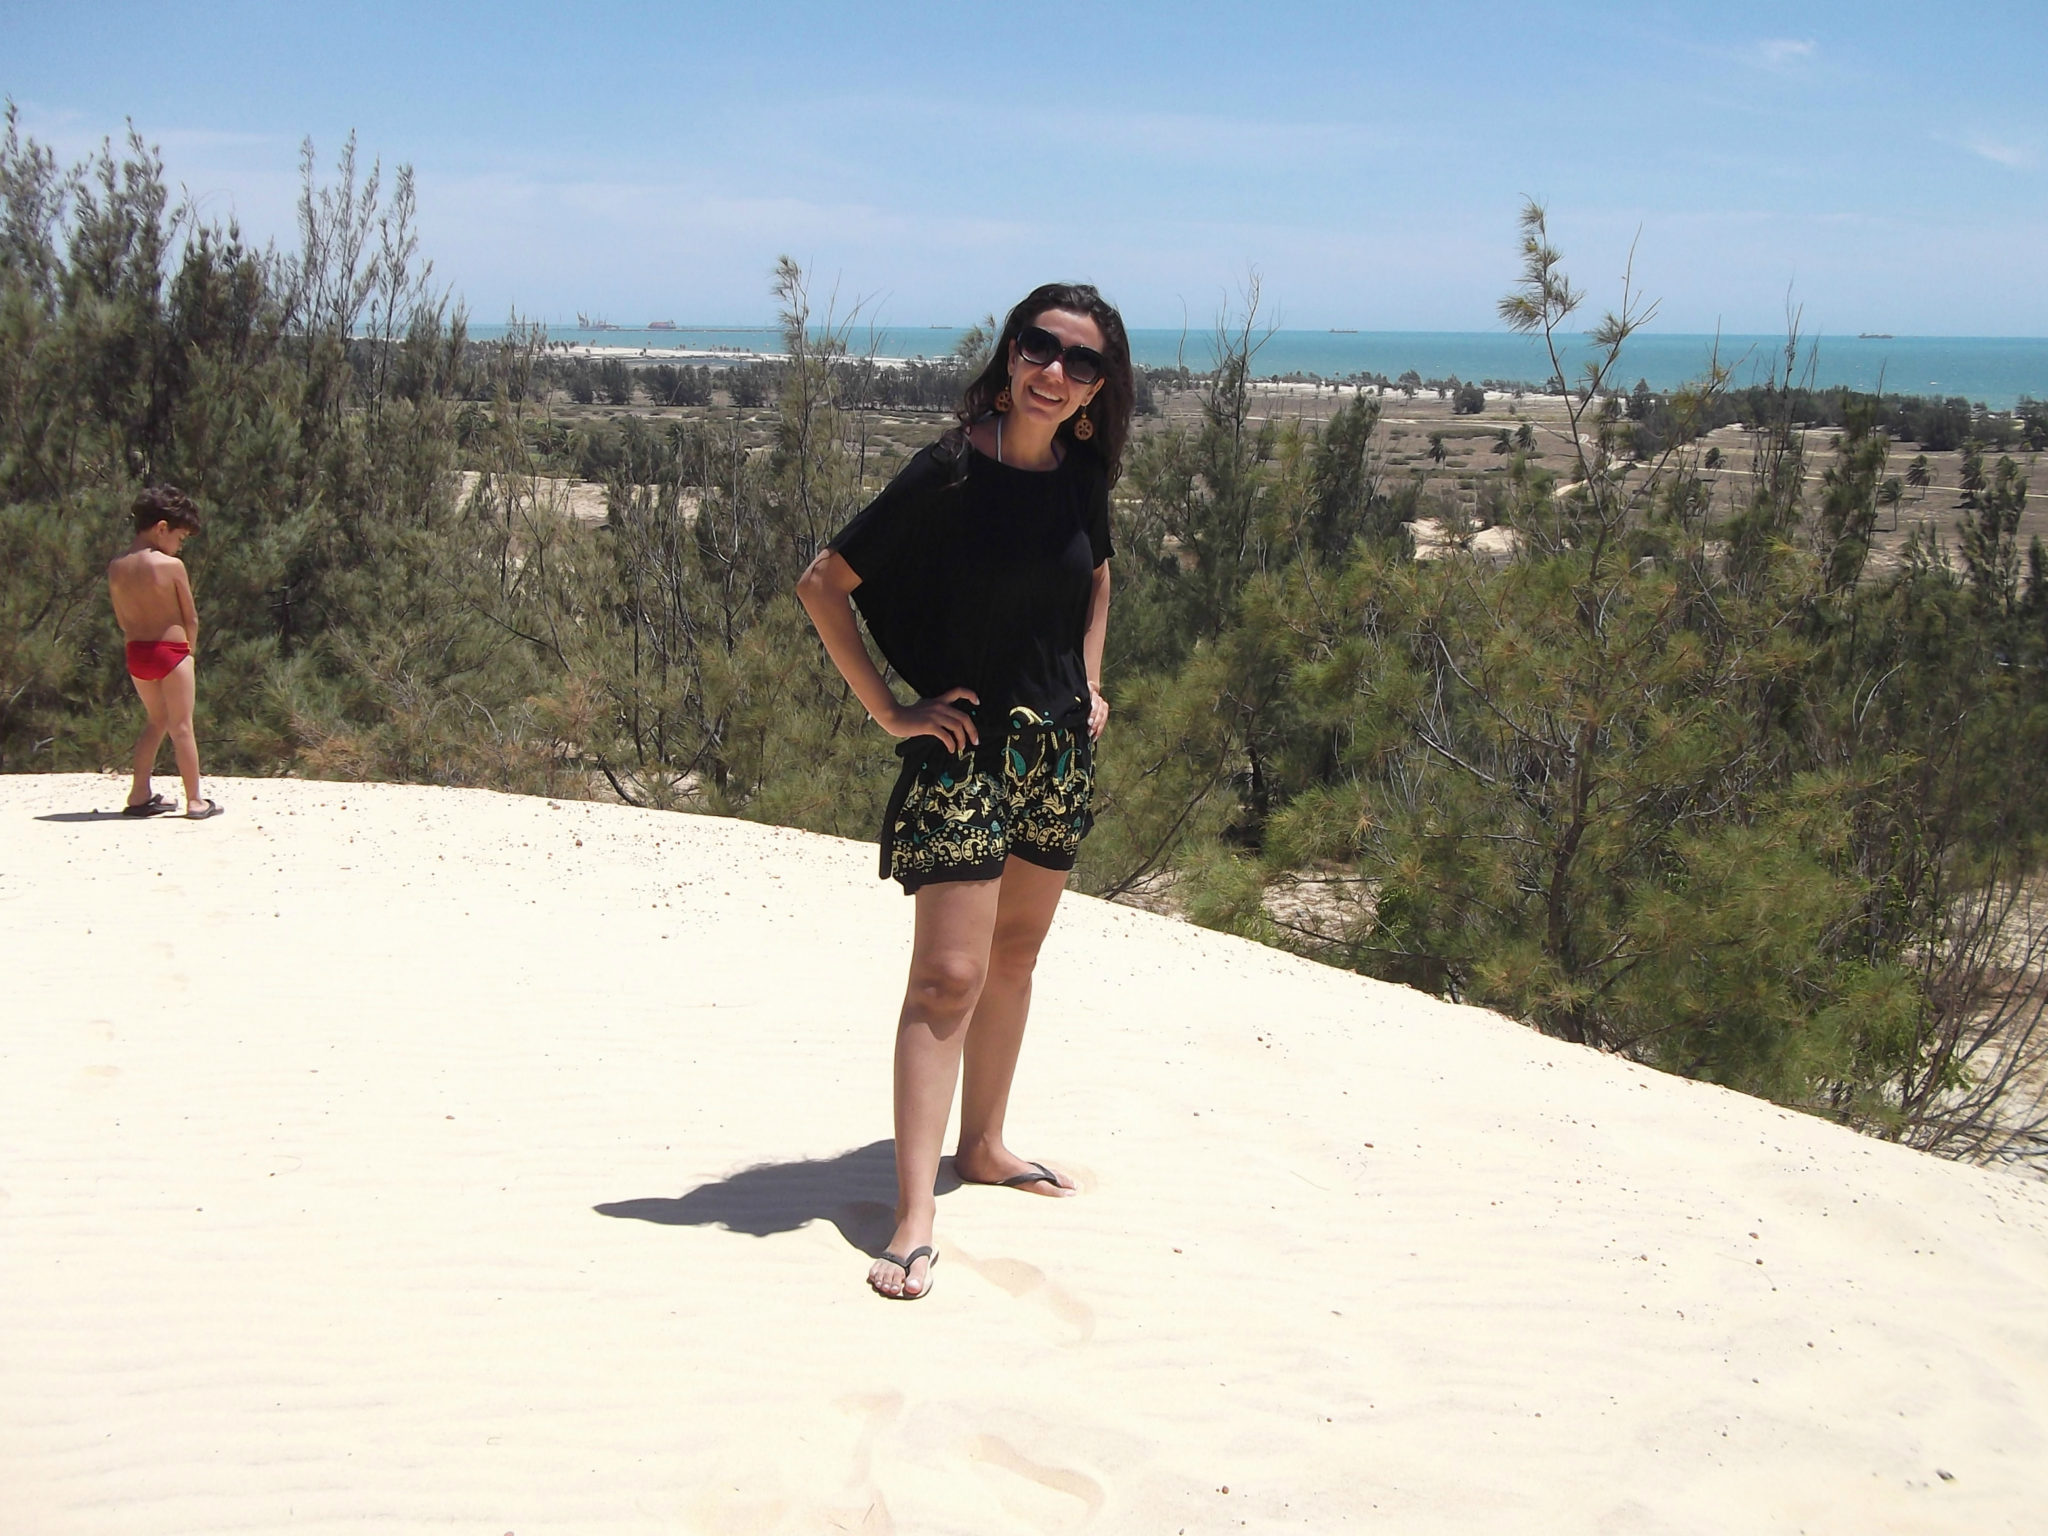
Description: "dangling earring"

(1072, 404), (1095, 441)
(994, 387), (1013, 413)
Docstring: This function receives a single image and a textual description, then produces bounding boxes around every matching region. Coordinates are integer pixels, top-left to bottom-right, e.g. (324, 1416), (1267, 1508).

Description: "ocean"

(468, 325), (2048, 411)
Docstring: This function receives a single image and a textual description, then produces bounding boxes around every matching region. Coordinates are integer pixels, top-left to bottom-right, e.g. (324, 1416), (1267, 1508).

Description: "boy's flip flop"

(185, 799), (225, 820)
(121, 794), (172, 816)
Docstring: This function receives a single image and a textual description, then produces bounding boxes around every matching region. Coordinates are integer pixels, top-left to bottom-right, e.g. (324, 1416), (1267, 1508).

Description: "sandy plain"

(525, 372), (2048, 579)
(5, 772), (2048, 1534)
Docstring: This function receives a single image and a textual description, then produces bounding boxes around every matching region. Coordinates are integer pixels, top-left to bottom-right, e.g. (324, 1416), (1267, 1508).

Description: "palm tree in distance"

(1906, 453), (1932, 502)
(1427, 431), (1448, 466)
(1514, 421), (1535, 452)
(2018, 399), (2047, 457)
(1960, 447), (1986, 505)
(1879, 476), (1904, 533)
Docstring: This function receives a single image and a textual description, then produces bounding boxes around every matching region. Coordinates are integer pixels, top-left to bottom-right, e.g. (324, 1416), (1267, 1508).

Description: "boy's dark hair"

(132, 485), (201, 534)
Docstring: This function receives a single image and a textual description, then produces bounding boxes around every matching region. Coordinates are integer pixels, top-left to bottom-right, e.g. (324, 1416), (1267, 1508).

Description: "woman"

(796, 283), (1133, 1300)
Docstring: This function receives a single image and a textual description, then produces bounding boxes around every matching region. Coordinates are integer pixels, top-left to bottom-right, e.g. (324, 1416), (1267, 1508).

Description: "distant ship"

(1329, 328), (1359, 334)
(576, 312), (620, 331)
(648, 320), (678, 331)
(1858, 332), (1894, 339)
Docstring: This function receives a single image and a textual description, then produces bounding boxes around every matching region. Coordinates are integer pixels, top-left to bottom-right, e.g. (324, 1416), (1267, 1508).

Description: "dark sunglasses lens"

(1061, 347), (1105, 386)
(1016, 325), (1060, 365)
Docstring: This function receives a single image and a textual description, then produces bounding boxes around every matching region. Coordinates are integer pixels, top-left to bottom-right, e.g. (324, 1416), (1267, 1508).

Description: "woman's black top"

(827, 438), (1113, 731)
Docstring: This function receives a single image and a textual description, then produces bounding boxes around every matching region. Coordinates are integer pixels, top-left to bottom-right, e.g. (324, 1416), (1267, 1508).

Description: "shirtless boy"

(107, 486), (220, 819)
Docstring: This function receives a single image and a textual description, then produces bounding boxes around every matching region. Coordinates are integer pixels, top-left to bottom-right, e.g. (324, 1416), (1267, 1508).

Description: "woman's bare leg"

(954, 857), (1077, 1194)
(871, 876), (1004, 1297)
(126, 675), (170, 807)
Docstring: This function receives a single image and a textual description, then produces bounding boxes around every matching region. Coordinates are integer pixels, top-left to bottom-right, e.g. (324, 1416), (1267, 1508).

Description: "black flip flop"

(872, 1245), (938, 1300)
(184, 799), (225, 821)
(962, 1160), (1066, 1191)
(121, 794), (172, 817)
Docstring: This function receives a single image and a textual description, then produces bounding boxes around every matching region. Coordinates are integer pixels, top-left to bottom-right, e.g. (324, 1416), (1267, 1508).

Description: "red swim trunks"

(125, 640), (191, 681)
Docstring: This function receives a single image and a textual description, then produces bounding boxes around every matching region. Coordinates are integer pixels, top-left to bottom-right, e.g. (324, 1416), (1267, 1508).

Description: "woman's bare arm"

(795, 551), (980, 753)
(1082, 561), (1111, 738)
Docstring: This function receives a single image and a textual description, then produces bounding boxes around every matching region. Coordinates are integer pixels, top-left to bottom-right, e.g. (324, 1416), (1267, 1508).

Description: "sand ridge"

(3, 773), (2046, 1534)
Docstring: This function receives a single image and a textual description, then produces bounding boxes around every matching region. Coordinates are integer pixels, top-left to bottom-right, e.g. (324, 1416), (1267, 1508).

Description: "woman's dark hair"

(131, 484), (201, 534)
(952, 283), (1136, 482)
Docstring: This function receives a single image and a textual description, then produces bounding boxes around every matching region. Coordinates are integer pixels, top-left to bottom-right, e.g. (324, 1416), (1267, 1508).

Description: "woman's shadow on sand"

(596, 1141), (958, 1255)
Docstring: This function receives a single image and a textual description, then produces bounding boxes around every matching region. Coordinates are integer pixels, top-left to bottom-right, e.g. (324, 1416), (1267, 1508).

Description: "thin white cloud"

(13, 104), (280, 163)
(1752, 37), (1817, 72)
(1929, 128), (2039, 171)
(1095, 109), (1398, 165)
(153, 126), (281, 152)
(1966, 136), (2035, 170)
(803, 92), (1398, 173)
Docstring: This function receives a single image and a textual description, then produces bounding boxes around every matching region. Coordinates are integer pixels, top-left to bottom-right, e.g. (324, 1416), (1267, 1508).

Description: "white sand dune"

(4, 773), (2046, 1534)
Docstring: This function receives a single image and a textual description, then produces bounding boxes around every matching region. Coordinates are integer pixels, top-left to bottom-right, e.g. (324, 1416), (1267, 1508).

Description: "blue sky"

(6, 1), (2044, 333)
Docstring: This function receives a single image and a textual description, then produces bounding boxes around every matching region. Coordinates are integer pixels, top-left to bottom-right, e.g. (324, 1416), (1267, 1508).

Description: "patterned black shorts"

(882, 707), (1096, 893)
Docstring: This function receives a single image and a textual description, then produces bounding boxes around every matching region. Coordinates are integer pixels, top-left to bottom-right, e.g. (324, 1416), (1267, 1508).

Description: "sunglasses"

(1014, 324), (1108, 387)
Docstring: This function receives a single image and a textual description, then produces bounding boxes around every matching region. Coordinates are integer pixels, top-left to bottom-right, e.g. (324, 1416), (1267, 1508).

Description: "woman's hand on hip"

(882, 687), (980, 754)
(1087, 682), (1109, 741)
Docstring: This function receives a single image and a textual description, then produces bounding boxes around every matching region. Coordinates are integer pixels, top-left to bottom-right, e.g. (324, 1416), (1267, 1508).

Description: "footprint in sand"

(953, 1249), (1096, 1342)
(697, 1488), (895, 1536)
(834, 1390), (904, 1486)
(691, 1397), (903, 1534)
(970, 1434), (1107, 1524)
(834, 1201), (1093, 1342)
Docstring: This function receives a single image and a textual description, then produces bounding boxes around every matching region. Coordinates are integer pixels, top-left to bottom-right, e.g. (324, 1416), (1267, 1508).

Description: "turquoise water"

(472, 325), (2048, 410)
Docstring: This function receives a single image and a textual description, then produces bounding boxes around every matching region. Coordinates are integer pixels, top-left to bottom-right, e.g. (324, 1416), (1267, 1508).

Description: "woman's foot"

(869, 1215), (938, 1299)
(954, 1142), (1076, 1196)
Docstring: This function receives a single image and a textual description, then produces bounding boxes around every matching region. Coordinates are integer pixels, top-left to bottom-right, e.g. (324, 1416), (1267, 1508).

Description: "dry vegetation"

(513, 377), (2048, 574)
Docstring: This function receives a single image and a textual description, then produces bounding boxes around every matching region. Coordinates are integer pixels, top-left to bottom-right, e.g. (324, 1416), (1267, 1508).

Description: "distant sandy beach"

(551, 341), (784, 365)
(5, 772), (2047, 1533)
